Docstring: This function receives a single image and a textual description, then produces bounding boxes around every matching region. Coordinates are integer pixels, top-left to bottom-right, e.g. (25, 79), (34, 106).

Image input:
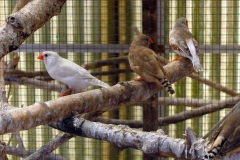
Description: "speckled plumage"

(169, 17), (203, 72)
(129, 33), (175, 94)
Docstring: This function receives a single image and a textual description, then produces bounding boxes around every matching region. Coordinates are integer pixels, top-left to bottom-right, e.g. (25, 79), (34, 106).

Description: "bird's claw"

(132, 77), (145, 82)
(59, 88), (72, 97)
(170, 55), (181, 62)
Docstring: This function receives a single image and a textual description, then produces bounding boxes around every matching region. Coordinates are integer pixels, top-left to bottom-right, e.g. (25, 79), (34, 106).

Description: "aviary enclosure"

(0, 0), (239, 160)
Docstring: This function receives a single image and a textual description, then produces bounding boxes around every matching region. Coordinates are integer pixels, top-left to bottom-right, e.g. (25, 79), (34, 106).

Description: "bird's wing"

(51, 58), (95, 80)
(185, 38), (198, 59)
(218, 105), (240, 154)
(169, 30), (192, 58)
(221, 126), (240, 153)
(192, 38), (200, 54)
(155, 55), (166, 75)
(130, 47), (165, 78)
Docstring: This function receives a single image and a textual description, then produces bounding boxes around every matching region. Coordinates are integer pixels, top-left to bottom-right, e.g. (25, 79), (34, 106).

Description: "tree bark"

(0, 58), (193, 135)
(0, 0), (66, 58)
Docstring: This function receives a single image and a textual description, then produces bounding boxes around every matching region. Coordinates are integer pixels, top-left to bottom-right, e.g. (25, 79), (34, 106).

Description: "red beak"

(149, 39), (154, 44)
(37, 53), (44, 60)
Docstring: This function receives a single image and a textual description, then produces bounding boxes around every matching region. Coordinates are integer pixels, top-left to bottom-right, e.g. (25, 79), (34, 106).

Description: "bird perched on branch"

(37, 51), (110, 96)
(202, 101), (240, 160)
(169, 17), (203, 72)
(128, 26), (175, 94)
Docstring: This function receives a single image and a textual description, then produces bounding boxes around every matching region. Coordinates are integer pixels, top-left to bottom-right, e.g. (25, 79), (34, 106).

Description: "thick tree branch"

(0, 0), (66, 58)
(0, 58), (193, 135)
(49, 117), (240, 159)
(85, 55), (238, 96)
(49, 118), (206, 159)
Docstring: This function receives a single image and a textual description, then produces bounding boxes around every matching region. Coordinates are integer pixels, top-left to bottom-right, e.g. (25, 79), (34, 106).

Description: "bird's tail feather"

(201, 145), (221, 160)
(88, 78), (110, 88)
(159, 78), (175, 94)
(192, 59), (203, 72)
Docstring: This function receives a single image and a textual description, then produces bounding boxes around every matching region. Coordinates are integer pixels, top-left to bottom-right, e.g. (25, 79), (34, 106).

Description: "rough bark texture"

(0, 0), (66, 58)
(49, 118), (207, 159)
(0, 58), (193, 135)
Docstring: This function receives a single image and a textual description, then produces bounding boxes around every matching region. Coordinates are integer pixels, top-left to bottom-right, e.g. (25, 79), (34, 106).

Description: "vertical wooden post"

(142, 0), (159, 160)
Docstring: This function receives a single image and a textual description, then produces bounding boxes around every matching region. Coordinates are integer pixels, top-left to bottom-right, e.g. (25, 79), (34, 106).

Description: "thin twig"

(25, 133), (74, 160)
(5, 145), (67, 160)
(5, 77), (62, 92)
(157, 56), (239, 96)
(158, 96), (240, 126)
(188, 73), (239, 96)
(81, 56), (128, 70)
(95, 96), (240, 128)
(13, 132), (28, 155)
(157, 97), (219, 107)
(5, 70), (49, 78)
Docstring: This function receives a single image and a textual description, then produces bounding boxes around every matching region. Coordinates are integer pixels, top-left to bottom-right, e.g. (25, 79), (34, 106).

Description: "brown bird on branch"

(128, 26), (175, 94)
(169, 17), (203, 72)
(202, 101), (240, 159)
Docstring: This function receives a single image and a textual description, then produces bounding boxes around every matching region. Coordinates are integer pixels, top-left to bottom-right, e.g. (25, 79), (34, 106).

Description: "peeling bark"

(0, 0), (66, 58)
(49, 118), (207, 159)
(0, 58), (193, 135)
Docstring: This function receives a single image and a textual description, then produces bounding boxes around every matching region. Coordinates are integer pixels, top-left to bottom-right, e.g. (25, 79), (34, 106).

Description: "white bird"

(38, 51), (110, 96)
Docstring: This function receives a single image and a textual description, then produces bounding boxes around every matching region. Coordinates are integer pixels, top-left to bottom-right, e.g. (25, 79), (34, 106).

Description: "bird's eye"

(44, 54), (48, 57)
(146, 38), (149, 42)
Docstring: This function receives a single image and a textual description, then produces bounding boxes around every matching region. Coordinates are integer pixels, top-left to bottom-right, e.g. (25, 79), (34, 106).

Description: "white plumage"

(38, 51), (110, 94)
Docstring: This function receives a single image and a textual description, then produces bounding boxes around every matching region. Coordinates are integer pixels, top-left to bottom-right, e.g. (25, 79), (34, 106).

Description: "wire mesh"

(0, 0), (239, 159)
